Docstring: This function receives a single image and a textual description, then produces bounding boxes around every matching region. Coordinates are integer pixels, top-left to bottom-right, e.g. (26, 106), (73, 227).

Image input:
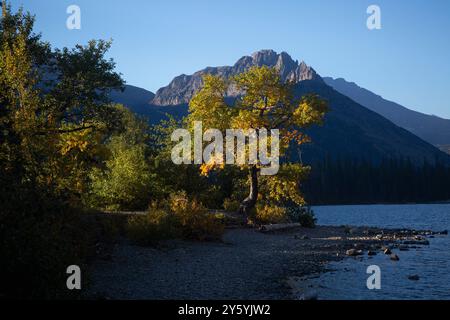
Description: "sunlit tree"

(187, 66), (328, 218)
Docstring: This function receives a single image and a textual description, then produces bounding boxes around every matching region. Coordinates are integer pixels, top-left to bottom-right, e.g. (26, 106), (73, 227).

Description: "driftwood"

(260, 223), (302, 233)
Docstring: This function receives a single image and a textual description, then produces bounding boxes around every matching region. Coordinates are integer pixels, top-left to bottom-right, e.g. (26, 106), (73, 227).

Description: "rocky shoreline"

(85, 225), (446, 300)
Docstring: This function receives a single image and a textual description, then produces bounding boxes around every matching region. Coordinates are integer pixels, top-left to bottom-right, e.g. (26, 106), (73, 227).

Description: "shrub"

(169, 192), (224, 241)
(87, 136), (155, 211)
(196, 184), (227, 209)
(254, 204), (287, 224)
(223, 198), (241, 212)
(286, 206), (317, 228)
(126, 193), (224, 245)
(126, 204), (179, 245)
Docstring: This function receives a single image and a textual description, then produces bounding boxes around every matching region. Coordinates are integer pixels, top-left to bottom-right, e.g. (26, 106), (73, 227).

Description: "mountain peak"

(151, 50), (322, 106)
(251, 49), (279, 65)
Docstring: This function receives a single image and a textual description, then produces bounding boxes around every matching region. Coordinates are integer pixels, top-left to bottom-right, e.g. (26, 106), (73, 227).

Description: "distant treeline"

(304, 157), (450, 205)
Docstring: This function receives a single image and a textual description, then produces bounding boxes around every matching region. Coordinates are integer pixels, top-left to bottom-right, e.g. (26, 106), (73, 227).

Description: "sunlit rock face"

(151, 49), (322, 106)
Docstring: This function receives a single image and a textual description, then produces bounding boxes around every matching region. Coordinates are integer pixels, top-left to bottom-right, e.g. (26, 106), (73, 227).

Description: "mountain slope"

(323, 77), (450, 150)
(109, 85), (155, 114)
(112, 50), (450, 165)
(109, 85), (190, 123)
(292, 80), (450, 164)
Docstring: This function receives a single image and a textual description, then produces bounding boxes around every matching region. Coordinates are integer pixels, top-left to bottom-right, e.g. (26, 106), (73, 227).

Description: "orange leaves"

(282, 129), (311, 146)
(200, 154), (225, 176)
(60, 138), (88, 155)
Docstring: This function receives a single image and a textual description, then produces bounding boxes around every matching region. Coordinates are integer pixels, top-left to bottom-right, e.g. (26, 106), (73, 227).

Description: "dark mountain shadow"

(324, 77), (450, 150)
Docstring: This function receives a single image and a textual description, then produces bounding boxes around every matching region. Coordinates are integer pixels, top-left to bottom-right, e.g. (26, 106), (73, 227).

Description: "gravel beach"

(85, 225), (437, 300)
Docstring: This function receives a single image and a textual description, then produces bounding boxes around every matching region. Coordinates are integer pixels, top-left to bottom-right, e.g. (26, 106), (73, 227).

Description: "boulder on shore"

(346, 249), (363, 256)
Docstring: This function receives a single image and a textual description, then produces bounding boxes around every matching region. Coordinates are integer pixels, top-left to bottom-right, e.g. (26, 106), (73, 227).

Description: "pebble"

(300, 290), (318, 300)
(390, 254), (400, 261)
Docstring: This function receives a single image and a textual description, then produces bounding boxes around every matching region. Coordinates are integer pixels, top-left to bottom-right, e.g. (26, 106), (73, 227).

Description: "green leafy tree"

(0, 2), (125, 298)
(88, 107), (158, 210)
(0, 2), (124, 200)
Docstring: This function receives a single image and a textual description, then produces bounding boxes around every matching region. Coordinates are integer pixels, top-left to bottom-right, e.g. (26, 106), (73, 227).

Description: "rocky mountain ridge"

(151, 50), (321, 106)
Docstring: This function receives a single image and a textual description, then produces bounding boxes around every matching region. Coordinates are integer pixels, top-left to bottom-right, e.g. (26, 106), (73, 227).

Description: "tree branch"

(34, 124), (96, 136)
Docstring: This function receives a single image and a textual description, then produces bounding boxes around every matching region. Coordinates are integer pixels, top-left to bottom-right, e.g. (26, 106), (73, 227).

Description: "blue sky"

(11, 0), (450, 119)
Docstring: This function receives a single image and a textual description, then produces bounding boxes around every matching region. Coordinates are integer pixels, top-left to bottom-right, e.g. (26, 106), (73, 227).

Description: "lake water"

(304, 204), (450, 300)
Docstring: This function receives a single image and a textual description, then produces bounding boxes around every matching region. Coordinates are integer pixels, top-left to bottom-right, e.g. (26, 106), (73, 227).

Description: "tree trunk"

(239, 165), (258, 221)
